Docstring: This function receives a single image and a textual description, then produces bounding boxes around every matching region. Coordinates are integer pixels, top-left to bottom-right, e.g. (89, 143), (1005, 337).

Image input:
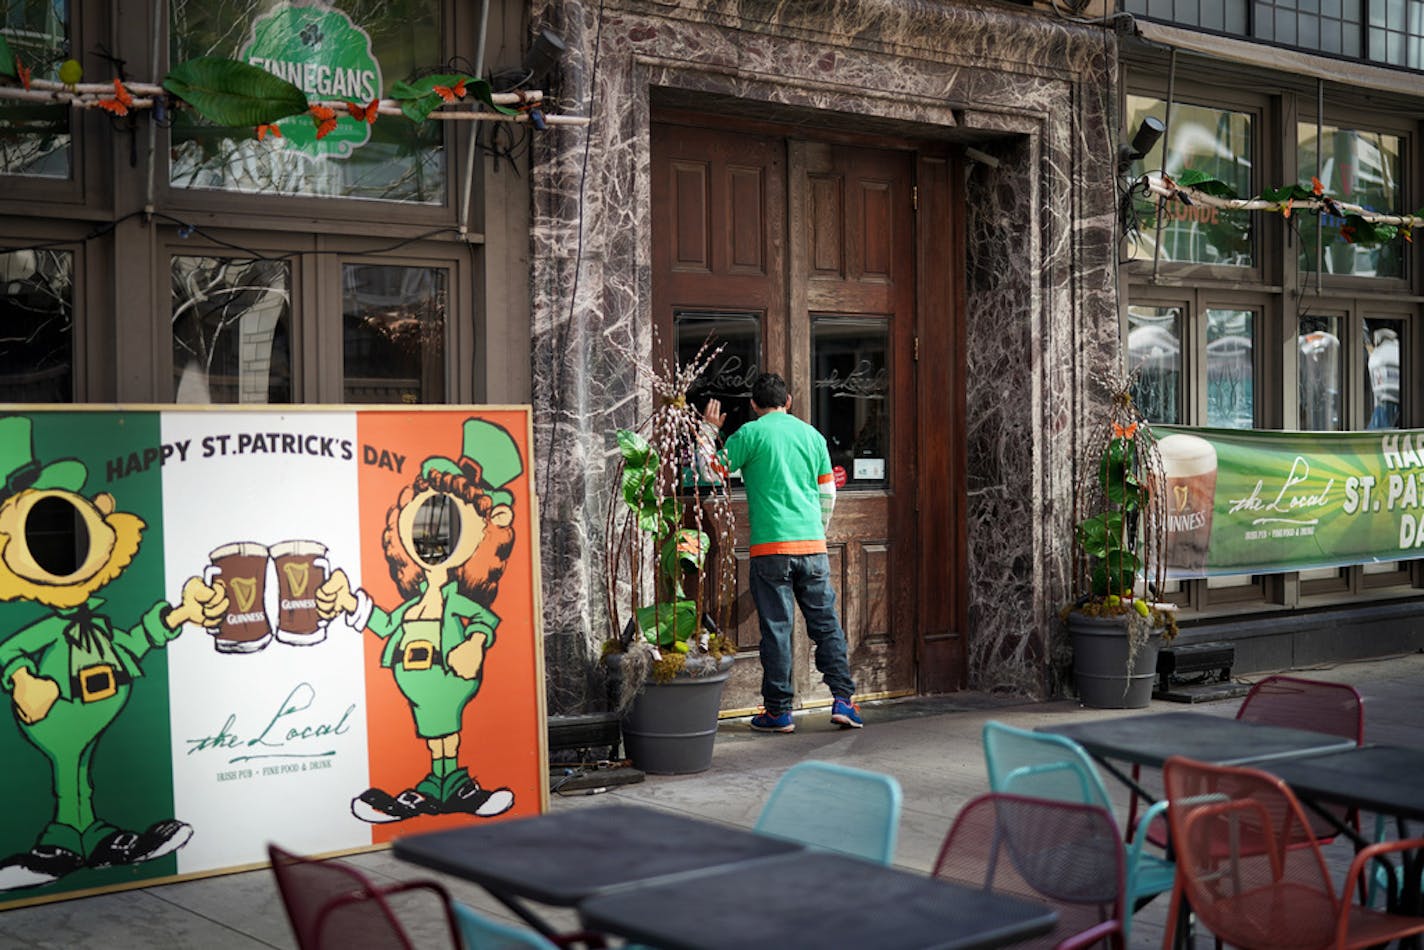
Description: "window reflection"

(172, 256), (291, 404)
(0, 249), (72, 401)
(811, 316), (888, 490)
(674, 310), (761, 440)
(1206, 309), (1254, 428)
(342, 264), (446, 404)
(1298, 315), (1343, 430)
(0, 2), (71, 178)
(1125, 95), (1253, 267)
(1297, 125), (1403, 277)
(1127, 305), (1182, 424)
(1365, 318), (1403, 429)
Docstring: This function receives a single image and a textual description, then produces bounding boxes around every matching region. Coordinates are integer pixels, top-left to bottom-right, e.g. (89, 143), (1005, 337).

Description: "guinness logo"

(230, 577), (259, 613)
(283, 561), (310, 597)
(1173, 484), (1190, 512)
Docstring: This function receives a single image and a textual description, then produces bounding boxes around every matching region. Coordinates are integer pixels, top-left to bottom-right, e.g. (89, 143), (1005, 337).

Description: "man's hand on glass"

(702, 397), (726, 430)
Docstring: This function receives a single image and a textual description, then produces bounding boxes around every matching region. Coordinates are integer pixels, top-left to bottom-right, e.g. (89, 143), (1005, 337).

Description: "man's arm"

(817, 444), (836, 531)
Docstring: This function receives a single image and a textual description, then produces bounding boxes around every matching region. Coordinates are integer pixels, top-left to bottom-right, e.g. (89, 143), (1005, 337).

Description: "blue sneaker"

(750, 710), (794, 733)
(830, 697), (863, 729)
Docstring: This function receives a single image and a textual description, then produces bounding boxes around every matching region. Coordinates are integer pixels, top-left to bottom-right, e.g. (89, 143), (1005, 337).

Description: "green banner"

(1156, 425), (1424, 577)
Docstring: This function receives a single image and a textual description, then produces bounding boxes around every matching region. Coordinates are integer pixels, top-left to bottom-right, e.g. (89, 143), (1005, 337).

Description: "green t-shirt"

(722, 411), (832, 552)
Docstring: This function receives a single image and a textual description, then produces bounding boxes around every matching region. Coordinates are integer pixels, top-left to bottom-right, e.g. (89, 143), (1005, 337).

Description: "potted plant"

(601, 342), (737, 774)
(1063, 378), (1178, 708)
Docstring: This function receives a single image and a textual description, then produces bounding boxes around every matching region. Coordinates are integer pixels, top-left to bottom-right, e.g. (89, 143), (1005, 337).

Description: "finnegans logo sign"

(1157, 425), (1424, 578)
(241, 2), (383, 157)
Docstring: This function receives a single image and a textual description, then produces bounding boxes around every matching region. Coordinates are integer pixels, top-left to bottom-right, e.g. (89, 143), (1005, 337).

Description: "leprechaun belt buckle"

(401, 641), (437, 670)
(77, 663), (118, 702)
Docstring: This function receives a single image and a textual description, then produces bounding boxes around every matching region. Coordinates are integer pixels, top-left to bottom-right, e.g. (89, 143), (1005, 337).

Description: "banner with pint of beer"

(1156, 424), (1424, 578)
(0, 406), (544, 910)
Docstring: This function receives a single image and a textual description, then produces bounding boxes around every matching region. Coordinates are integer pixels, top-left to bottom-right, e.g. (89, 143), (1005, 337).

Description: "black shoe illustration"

(88, 820), (193, 868)
(443, 779), (514, 818)
(351, 787), (442, 823)
(0, 845), (84, 890)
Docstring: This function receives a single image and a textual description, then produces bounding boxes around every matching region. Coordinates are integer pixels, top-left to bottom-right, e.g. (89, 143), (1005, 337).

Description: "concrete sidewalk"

(3, 650), (1422, 948)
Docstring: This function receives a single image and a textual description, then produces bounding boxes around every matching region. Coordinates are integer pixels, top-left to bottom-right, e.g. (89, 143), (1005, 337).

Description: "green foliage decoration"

(162, 57), (310, 128)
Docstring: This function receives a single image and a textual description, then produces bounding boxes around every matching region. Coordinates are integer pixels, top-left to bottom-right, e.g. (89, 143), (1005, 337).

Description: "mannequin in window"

(1367, 328), (1400, 430)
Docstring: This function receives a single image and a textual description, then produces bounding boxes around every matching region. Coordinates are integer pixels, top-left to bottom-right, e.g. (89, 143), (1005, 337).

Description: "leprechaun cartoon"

(316, 418), (520, 822)
(0, 415), (227, 890)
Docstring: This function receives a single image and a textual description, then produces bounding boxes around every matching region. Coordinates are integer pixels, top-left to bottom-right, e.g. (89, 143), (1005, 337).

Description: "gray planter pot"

(606, 653), (734, 774)
(1067, 610), (1164, 709)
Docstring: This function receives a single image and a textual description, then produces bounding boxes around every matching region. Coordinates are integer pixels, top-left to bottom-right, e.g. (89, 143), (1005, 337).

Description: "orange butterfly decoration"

(15, 56), (31, 90)
(309, 104), (338, 140)
(1311, 176), (1325, 196)
(346, 99), (380, 125)
(97, 79), (134, 117)
(256, 123), (283, 141)
(1112, 421), (1139, 440)
(433, 78), (466, 102)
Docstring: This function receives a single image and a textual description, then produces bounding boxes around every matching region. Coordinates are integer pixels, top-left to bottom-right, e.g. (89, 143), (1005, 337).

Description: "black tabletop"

(1039, 711), (1356, 768)
(392, 803), (803, 905)
(578, 850), (1058, 950)
(1266, 744), (1424, 822)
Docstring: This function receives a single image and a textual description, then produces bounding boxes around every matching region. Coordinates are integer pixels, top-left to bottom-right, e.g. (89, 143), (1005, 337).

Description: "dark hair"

(750, 372), (788, 410)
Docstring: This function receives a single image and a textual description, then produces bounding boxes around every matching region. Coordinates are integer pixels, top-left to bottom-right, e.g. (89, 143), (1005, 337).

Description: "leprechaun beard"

(0, 510), (145, 610)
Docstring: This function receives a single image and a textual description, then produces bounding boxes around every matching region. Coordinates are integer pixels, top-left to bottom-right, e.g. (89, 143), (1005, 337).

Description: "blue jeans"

(748, 553), (856, 714)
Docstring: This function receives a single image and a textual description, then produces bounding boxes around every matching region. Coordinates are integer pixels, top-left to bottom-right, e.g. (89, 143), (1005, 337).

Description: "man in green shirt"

(702, 373), (861, 732)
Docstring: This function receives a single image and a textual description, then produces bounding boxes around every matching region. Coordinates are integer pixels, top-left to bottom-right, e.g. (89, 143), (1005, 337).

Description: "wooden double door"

(651, 117), (967, 708)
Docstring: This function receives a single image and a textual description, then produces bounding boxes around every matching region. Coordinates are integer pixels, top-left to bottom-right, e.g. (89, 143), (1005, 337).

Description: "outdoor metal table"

(578, 849), (1059, 950)
(392, 803), (803, 939)
(1267, 743), (1424, 918)
(1039, 711), (1357, 802)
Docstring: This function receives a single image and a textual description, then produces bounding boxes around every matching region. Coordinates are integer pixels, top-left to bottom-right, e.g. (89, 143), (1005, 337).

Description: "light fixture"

(1117, 116), (1164, 175)
(521, 29), (565, 87)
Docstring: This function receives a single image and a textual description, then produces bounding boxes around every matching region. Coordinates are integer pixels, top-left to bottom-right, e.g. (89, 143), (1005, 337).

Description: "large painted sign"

(0, 407), (545, 908)
(1159, 424), (1424, 577)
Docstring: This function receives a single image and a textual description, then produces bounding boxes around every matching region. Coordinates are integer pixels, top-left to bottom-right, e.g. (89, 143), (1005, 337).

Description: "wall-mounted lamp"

(1117, 116), (1164, 175)
(521, 28), (565, 86)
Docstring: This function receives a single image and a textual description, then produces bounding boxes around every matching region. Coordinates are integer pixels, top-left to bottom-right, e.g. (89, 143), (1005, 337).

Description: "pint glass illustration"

(271, 540), (330, 646)
(1158, 433), (1217, 575)
(204, 542), (272, 653)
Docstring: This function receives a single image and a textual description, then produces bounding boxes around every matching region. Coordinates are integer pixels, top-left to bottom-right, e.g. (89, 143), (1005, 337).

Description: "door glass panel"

(169, 0), (445, 202)
(1364, 318), (1403, 429)
(811, 316), (888, 491)
(0, 0), (71, 177)
(1127, 305), (1183, 424)
(1296, 124), (1404, 277)
(674, 309), (761, 440)
(342, 263), (446, 403)
(1299, 314), (1343, 430)
(172, 256), (292, 403)
(0, 249), (72, 401)
(1206, 308), (1254, 428)
(1125, 95), (1254, 267)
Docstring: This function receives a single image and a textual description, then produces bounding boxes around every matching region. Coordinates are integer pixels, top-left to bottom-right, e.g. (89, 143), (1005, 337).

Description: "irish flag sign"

(0, 406), (544, 908)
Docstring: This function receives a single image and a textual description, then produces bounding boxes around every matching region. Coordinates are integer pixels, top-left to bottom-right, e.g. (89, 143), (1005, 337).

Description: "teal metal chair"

(982, 720), (1175, 941)
(452, 902), (560, 949)
(754, 760), (903, 864)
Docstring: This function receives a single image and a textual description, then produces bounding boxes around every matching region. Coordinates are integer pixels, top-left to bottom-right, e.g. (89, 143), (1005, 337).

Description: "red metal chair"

(1161, 755), (1424, 950)
(933, 792), (1126, 950)
(1129, 674), (1365, 846)
(268, 843), (461, 950)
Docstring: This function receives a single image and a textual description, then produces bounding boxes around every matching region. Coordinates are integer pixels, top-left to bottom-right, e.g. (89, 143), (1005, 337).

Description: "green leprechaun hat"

(0, 415), (88, 505)
(421, 418), (523, 508)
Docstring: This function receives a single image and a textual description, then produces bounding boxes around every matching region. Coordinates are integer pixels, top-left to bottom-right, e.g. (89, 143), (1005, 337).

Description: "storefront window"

(0, 0), (71, 178)
(1299, 315), (1343, 430)
(1206, 309), (1254, 428)
(342, 263), (445, 403)
(1125, 95), (1254, 267)
(1297, 124), (1404, 277)
(1364, 317), (1403, 429)
(674, 309), (761, 439)
(811, 316), (888, 490)
(172, 256), (292, 403)
(0, 249), (72, 401)
(168, 0), (445, 202)
(1127, 305), (1183, 424)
